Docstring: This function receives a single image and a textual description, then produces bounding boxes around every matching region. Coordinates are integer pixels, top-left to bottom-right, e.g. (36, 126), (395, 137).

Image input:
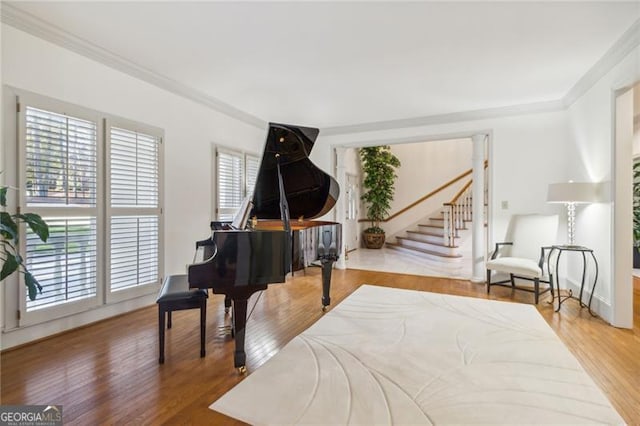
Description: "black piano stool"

(156, 275), (208, 364)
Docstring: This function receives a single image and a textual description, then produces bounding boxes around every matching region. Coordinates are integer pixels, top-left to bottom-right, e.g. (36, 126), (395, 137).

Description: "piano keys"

(188, 122), (342, 372)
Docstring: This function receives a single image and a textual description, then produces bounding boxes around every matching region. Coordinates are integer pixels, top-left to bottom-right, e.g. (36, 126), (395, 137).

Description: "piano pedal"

(217, 325), (233, 337)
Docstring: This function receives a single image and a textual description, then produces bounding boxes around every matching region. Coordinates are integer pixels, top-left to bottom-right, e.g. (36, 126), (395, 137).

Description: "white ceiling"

(6, 1), (640, 130)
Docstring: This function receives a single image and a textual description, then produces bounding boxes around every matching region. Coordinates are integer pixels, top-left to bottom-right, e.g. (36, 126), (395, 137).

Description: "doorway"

(612, 84), (636, 328)
(345, 173), (359, 253)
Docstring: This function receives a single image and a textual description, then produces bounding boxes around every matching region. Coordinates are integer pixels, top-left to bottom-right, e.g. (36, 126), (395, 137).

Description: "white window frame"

(105, 117), (164, 304)
(17, 92), (104, 325)
(15, 90), (164, 326)
(214, 146), (259, 221)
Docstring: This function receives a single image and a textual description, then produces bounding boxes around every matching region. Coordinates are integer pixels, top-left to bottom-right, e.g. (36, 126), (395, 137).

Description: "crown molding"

(321, 99), (564, 136)
(563, 18), (640, 108)
(2, 3), (638, 137)
(0, 3), (267, 130)
(323, 17), (640, 137)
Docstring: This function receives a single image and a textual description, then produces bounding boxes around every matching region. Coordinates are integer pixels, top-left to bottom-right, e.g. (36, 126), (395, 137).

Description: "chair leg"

(200, 298), (206, 358)
(534, 278), (540, 304)
(159, 306), (166, 364)
(510, 274), (516, 288)
(486, 269), (491, 294)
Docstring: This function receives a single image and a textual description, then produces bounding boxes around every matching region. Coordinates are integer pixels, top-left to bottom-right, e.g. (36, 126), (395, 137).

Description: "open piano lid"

(251, 123), (339, 220)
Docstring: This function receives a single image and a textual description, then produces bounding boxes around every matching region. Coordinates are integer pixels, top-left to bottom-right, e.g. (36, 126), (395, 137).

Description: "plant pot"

(634, 246), (640, 269)
(363, 232), (385, 249)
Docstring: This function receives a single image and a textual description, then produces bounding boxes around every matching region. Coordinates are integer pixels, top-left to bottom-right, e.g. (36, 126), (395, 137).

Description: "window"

(216, 148), (259, 221)
(22, 104), (101, 316)
(17, 93), (163, 323)
(107, 123), (162, 300)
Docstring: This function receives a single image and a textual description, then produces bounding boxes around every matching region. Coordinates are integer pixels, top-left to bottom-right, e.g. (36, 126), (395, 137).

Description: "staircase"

(386, 180), (474, 262)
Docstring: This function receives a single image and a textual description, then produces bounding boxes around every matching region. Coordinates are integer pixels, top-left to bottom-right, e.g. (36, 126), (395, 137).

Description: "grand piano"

(188, 122), (341, 372)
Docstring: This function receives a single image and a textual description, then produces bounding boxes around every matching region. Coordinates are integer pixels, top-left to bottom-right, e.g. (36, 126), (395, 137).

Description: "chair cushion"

(486, 257), (542, 279)
(157, 274), (208, 303)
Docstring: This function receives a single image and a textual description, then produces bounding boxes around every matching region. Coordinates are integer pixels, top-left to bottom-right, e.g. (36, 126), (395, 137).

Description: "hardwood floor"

(2, 269), (639, 424)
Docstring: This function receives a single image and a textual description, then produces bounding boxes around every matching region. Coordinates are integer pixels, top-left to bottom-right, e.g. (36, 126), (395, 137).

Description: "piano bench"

(156, 274), (208, 364)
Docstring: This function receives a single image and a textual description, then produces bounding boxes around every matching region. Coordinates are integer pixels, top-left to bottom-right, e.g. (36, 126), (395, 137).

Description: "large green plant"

(359, 145), (401, 234)
(634, 161), (640, 248)
(1, 185), (49, 300)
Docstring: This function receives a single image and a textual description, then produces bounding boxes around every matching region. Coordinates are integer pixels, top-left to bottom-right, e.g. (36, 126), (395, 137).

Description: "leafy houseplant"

(634, 160), (640, 267)
(359, 145), (401, 249)
(1, 185), (49, 300)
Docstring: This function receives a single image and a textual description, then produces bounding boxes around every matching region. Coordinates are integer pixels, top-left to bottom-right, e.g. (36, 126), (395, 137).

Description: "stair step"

(386, 242), (463, 262)
(417, 223), (445, 236)
(418, 223), (443, 229)
(406, 230), (457, 245)
(429, 217), (468, 230)
(406, 230), (454, 238)
(395, 236), (459, 256)
(397, 236), (458, 249)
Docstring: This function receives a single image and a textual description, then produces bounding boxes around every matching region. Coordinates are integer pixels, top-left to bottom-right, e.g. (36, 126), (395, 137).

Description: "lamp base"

(566, 202), (576, 246)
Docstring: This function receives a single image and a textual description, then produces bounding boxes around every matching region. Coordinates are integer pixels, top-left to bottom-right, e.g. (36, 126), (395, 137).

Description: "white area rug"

(211, 285), (624, 425)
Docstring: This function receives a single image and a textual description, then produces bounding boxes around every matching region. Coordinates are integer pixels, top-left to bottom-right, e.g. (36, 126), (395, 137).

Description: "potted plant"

(1, 184), (49, 300)
(634, 160), (640, 268)
(359, 145), (400, 249)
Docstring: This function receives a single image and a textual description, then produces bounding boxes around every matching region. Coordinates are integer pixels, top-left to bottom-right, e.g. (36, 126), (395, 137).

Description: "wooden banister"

(444, 179), (473, 206)
(358, 160), (488, 223)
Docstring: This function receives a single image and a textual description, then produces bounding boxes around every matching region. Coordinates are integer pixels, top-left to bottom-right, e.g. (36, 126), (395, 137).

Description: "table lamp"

(547, 181), (600, 246)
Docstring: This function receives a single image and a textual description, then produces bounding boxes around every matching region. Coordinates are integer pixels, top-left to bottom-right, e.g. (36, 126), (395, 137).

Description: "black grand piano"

(188, 122), (341, 372)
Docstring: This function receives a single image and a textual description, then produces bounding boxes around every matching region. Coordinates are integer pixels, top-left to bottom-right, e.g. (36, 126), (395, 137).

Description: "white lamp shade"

(547, 182), (600, 204)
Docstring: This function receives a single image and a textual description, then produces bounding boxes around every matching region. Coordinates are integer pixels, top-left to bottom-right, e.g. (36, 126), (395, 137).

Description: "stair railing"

(442, 161), (487, 247)
(442, 180), (473, 247)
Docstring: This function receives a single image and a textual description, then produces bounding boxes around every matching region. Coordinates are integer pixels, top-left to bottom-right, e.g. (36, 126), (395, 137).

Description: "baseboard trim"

(563, 278), (612, 324)
(1, 293), (157, 350)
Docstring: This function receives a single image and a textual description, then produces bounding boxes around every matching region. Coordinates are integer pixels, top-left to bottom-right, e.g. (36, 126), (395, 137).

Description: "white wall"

(390, 139), (471, 213)
(634, 86), (640, 156)
(380, 139), (472, 239)
(0, 25), (265, 348)
(565, 45), (640, 327)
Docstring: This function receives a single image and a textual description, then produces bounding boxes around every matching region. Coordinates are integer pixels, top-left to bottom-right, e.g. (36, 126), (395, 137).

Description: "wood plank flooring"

(2, 269), (639, 424)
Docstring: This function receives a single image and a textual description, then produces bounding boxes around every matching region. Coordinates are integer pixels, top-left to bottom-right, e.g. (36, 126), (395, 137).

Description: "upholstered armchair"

(486, 214), (559, 304)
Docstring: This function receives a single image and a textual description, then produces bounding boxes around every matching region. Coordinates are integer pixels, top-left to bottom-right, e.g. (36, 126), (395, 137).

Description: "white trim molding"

(322, 100), (565, 136)
(2, 4), (639, 138)
(564, 18), (640, 108)
(0, 3), (267, 130)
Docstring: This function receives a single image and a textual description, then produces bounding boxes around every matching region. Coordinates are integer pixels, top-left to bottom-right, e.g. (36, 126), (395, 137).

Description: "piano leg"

(232, 298), (248, 373)
(321, 258), (334, 311)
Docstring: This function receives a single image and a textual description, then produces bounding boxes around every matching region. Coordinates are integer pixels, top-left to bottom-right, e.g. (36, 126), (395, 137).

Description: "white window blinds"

(216, 150), (260, 221)
(25, 107), (97, 206)
(18, 93), (164, 325)
(110, 215), (159, 291)
(110, 127), (159, 207)
(246, 154), (259, 198)
(24, 106), (99, 312)
(217, 150), (245, 221)
(108, 126), (161, 293)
